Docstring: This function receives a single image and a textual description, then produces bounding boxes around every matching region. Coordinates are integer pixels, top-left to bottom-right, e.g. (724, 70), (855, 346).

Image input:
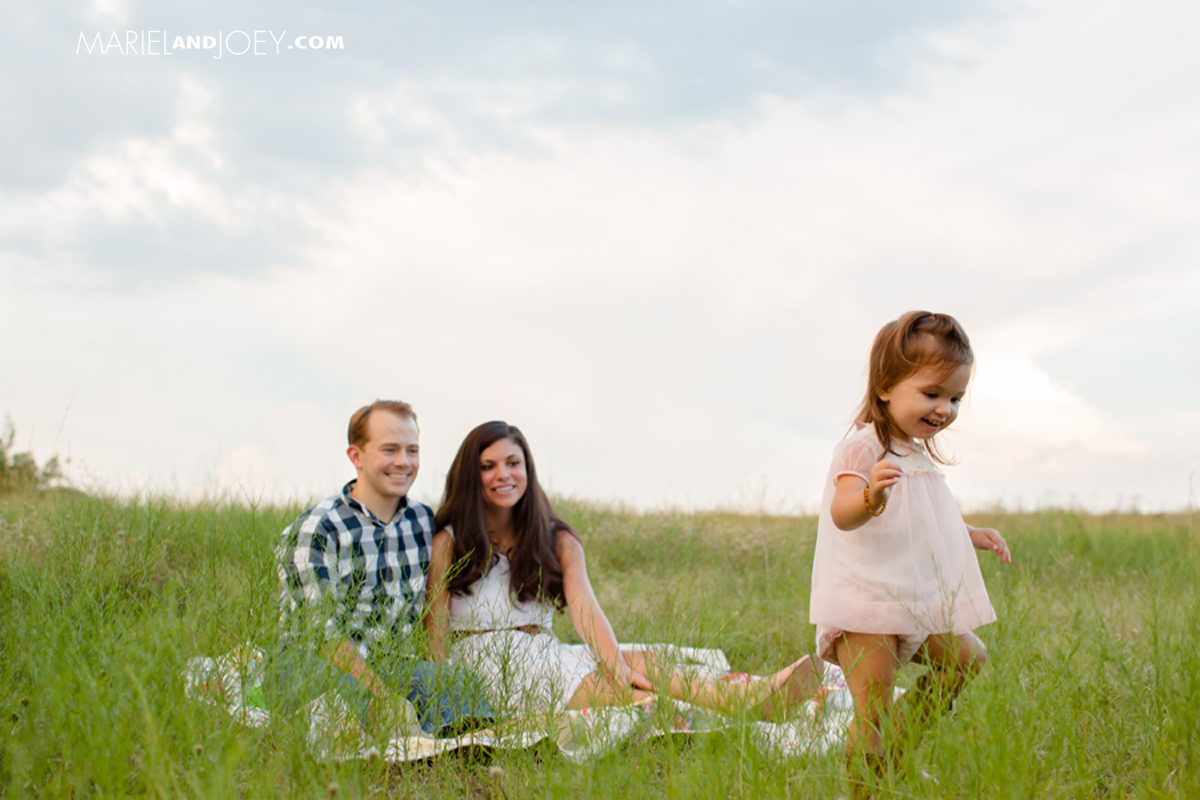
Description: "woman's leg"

(566, 671), (653, 710)
(566, 650), (824, 715)
(621, 650), (824, 719)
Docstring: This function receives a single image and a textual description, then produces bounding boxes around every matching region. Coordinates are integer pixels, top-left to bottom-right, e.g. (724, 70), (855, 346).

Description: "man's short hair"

(347, 400), (418, 448)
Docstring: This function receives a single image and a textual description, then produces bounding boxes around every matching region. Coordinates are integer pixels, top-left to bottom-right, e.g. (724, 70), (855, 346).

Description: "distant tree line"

(0, 417), (62, 493)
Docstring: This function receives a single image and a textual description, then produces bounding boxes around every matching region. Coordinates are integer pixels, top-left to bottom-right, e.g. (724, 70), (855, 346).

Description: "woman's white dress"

(448, 554), (597, 717)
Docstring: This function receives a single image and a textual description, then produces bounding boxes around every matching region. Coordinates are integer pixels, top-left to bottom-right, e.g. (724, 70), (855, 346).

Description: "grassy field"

(2, 488), (1197, 798)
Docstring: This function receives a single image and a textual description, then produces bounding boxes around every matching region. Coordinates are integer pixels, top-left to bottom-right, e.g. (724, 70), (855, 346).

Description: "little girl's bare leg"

(921, 630), (988, 672)
(836, 633), (901, 798)
(835, 632), (901, 755)
(890, 632), (988, 759)
(911, 631), (987, 710)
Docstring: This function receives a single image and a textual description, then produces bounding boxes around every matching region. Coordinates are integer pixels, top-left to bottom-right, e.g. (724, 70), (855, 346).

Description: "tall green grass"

(2, 489), (1197, 798)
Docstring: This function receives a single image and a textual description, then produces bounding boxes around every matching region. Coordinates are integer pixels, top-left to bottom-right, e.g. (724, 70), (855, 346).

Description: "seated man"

(274, 399), (491, 736)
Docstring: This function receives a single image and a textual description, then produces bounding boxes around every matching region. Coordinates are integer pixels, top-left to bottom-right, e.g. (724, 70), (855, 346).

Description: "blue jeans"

(266, 645), (493, 736)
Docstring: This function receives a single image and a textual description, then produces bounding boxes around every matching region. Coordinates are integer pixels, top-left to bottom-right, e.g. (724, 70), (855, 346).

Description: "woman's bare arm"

(557, 530), (651, 690)
(422, 529), (454, 662)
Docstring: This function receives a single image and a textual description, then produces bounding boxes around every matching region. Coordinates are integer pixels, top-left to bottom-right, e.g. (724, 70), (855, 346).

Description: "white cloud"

(206, 402), (351, 504)
(238, 0), (1197, 510)
(954, 350), (1151, 489)
(89, 0), (130, 25)
(4, 0), (1198, 512)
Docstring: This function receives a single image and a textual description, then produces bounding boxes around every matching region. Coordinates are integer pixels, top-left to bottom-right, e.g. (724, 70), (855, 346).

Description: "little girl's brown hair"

(856, 311), (974, 464)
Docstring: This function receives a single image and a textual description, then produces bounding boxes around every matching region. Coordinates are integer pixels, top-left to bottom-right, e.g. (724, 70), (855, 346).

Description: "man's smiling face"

(349, 409), (420, 509)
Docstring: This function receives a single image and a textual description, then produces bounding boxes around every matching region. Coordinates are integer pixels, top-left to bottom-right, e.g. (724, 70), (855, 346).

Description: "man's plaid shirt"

(276, 481), (434, 660)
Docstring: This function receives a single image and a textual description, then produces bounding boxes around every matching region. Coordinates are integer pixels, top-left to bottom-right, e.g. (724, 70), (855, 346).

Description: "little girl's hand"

(969, 527), (1011, 563)
(867, 458), (903, 509)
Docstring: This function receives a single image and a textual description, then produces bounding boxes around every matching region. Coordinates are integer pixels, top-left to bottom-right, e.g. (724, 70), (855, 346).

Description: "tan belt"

(453, 624), (546, 640)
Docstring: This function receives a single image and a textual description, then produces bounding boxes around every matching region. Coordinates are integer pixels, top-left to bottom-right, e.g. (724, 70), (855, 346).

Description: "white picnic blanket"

(183, 644), (856, 763)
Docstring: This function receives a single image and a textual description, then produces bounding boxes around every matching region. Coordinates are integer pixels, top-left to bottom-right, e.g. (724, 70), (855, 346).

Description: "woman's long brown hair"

(435, 421), (574, 608)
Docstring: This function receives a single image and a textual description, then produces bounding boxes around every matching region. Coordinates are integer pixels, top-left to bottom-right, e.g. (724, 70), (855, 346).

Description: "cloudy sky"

(2, 0), (1197, 513)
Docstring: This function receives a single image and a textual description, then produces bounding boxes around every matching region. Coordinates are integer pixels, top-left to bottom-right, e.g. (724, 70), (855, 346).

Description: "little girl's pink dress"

(809, 424), (996, 665)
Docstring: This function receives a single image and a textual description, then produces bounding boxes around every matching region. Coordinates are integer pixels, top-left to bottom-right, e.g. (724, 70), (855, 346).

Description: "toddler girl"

(809, 311), (1010, 787)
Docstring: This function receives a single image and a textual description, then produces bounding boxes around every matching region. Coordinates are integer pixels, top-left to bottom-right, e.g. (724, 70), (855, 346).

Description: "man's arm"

(278, 509), (392, 708)
(324, 639), (389, 698)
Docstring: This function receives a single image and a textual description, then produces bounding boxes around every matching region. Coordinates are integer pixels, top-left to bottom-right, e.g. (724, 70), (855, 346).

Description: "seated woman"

(424, 420), (822, 721)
